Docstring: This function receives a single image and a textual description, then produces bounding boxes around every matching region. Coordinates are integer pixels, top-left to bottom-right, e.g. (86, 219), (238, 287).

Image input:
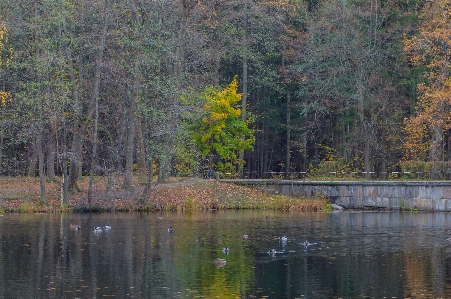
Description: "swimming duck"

(267, 249), (276, 255)
(302, 241), (311, 247)
(93, 226), (102, 232)
(214, 258), (226, 267)
(70, 224), (81, 230)
(222, 247), (230, 254)
(103, 225), (111, 230)
(279, 236), (288, 242)
(168, 226), (174, 233)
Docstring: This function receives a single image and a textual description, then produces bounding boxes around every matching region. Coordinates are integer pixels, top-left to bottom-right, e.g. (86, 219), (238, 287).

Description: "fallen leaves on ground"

(0, 176), (327, 212)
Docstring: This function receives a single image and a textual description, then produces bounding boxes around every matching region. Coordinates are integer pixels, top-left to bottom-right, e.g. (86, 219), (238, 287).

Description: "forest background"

(0, 0), (450, 204)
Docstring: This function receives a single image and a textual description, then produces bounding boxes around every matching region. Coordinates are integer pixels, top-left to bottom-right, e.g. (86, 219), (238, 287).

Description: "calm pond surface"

(1, 210), (451, 298)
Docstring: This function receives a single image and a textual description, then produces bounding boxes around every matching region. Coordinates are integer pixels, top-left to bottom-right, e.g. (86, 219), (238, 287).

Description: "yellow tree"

(403, 0), (451, 175)
(188, 76), (255, 174)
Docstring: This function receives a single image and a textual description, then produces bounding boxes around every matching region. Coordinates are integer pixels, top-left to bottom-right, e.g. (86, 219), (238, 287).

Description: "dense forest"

(0, 0), (450, 198)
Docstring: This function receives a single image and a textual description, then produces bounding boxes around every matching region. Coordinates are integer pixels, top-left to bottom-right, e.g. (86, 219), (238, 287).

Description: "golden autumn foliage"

(0, 91), (11, 106)
(0, 22), (12, 107)
(0, 21), (12, 69)
(189, 76), (255, 174)
(403, 0), (451, 161)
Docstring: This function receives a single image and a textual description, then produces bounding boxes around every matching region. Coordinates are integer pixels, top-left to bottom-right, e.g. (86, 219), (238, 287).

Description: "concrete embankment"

(222, 179), (451, 211)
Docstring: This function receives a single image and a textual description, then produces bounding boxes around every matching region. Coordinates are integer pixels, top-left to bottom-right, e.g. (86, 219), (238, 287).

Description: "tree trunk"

(123, 102), (136, 189)
(66, 47), (82, 192)
(431, 125), (443, 179)
(0, 130), (3, 175)
(61, 122), (69, 206)
(380, 115), (387, 180)
(285, 92), (291, 179)
(88, 98), (99, 204)
(28, 143), (38, 177)
(37, 124), (46, 203)
(238, 0), (249, 175)
(46, 127), (56, 181)
(357, 66), (371, 179)
(158, 0), (187, 182)
(364, 132), (371, 179)
(447, 129), (451, 162)
(136, 119), (146, 173)
(68, 134), (81, 192)
(88, 0), (110, 203)
(66, 2), (87, 193)
(123, 1), (141, 189)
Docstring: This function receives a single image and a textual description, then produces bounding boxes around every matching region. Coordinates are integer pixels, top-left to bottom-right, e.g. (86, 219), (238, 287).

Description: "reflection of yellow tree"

(173, 218), (255, 298)
(404, 253), (431, 297)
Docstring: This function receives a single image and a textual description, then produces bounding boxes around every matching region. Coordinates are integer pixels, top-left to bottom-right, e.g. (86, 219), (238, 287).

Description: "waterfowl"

(168, 226), (174, 233)
(70, 224), (81, 230)
(279, 236), (288, 242)
(214, 258), (226, 267)
(267, 249), (276, 255)
(93, 226), (102, 232)
(222, 247), (230, 254)
(103, 225), (111, 230)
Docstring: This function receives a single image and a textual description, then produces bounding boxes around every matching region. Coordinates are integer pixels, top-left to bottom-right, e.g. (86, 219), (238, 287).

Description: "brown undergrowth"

(0, 176), (328, 213)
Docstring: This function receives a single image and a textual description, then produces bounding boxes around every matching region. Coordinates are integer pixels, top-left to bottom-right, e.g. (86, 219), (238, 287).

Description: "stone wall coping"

(221, 179), (451, 187)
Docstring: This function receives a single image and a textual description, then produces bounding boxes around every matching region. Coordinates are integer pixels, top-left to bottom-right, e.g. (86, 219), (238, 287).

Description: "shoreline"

(0, 176), (327, 213)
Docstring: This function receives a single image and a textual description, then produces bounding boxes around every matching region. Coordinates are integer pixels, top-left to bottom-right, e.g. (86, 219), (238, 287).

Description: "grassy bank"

(0, 176), (328, 213)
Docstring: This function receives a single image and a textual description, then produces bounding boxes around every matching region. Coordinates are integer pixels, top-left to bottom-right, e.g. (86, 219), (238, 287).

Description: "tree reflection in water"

(1, 211), (451, 298)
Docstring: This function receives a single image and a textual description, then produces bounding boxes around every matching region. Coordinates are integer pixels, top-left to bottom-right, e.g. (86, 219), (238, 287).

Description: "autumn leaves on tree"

(185, 76), (255, 174)
(403, 0), (451, 169)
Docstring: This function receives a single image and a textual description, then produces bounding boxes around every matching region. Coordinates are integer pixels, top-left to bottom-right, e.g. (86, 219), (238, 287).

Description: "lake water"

(1, 210), (451, 298)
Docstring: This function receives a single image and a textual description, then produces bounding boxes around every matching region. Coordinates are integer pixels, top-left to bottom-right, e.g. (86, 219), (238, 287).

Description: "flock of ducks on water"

(212, 234), (317, 267)
(265, 236), (315, 257)
(70, 216), (319, 268)
(69, 224), (111, 232)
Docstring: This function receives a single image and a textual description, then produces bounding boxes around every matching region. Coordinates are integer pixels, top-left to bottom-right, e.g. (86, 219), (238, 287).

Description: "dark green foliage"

(0, 0), (426, 183)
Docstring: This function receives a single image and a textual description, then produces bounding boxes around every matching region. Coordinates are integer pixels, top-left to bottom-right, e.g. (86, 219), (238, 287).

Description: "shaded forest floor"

(0, 176), (328, 213)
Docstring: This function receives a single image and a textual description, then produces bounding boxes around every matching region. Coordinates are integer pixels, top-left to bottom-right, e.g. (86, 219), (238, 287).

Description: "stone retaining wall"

(222, 179), (451, 211)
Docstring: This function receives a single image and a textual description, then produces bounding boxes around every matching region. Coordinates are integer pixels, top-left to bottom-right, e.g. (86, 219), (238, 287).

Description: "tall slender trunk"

(34, 5), (46, 203)
(46, 126), (56, 181)
(61, 106), (69, 206)
(158, 1), (187, 182)
(136, 119), (146, 173)
(238, 0), (249, 175)
(431, 125), (443, 179)
(67, 21), (84, 192)
(357, 66), (371, 179)
(285, 92), (291, 178)
(37, 127), (46, 203)
(380, 114), (387, 180)
(0, 76), (4, 174)
(28, 142), (38, 177)
(88, 0), (110, 203)
(123, 1), (141, 189)
(447, 129), (451, 162)
(88, 98), (99, 204)
(0, 130), (3, 174)
(123, 101), (136, 189)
